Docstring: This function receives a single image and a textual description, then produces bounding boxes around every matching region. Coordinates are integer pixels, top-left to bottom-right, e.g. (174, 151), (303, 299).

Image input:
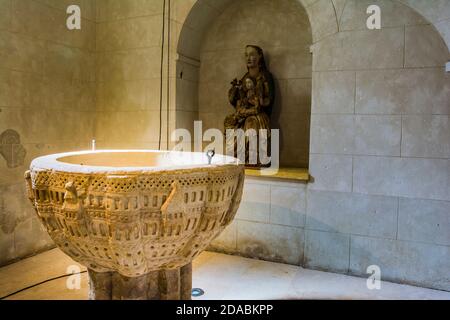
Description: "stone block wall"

(209, 178), (307, 265)
(94, 0), (197, 150)
(0, 0), (96, 266)
(0, 0), (198, 266)
(208, 0), (450, 291)
(95, 0), (167, 149)
(307, 0), (449, 292)
(1, 0), (449, 293)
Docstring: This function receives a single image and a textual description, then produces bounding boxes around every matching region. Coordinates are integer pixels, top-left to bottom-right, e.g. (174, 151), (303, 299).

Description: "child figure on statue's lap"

(225, 77), (263, 128)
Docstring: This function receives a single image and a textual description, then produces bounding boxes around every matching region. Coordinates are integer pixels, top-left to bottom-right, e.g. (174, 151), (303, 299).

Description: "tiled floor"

(0, 249), (449, 300)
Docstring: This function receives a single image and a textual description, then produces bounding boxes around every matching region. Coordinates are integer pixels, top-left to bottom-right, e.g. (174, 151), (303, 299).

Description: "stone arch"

(176, 0), (338, 58)
(335, 0), (449, 56)
(398, 0), (450, 51)
(176, 0), (449, 59)
(317, 0), (450, 51)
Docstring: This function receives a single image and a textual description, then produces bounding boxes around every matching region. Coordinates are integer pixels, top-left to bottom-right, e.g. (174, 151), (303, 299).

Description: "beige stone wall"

(187, 0), (450, 291)
(95, 0), (166, 149)
(0, 0), (96, 265)
(305, 0), (449, 291)
(1, 0), (449, 291)
(95, 0), (193, 150)
(197, 0), (312, 168)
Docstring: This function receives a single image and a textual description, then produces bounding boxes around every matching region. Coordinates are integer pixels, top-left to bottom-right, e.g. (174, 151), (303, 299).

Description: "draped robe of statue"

(224, 45), (275, 168)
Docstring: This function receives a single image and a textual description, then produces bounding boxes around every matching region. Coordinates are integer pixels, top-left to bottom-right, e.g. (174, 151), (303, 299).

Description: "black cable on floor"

(0, 271), (87, 300)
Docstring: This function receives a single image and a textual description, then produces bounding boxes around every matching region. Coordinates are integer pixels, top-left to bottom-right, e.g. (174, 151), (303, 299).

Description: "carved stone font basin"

(25, 150), (244, 300)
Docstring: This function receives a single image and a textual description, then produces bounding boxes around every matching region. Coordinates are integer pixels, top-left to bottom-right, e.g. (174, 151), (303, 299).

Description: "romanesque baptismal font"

(25, 150), (244, 300)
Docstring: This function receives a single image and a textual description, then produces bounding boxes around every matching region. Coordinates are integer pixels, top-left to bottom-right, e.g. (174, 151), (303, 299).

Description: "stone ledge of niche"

(244, 167), (310, 183)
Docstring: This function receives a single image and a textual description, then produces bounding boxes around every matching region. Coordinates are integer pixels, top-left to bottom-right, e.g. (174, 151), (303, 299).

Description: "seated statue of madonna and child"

(224, 45), (275, 168)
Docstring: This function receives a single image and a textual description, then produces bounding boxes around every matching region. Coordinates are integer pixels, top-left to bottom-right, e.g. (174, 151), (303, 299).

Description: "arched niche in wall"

(174, 0), (449, 169)
(175, 0), (313, 168)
